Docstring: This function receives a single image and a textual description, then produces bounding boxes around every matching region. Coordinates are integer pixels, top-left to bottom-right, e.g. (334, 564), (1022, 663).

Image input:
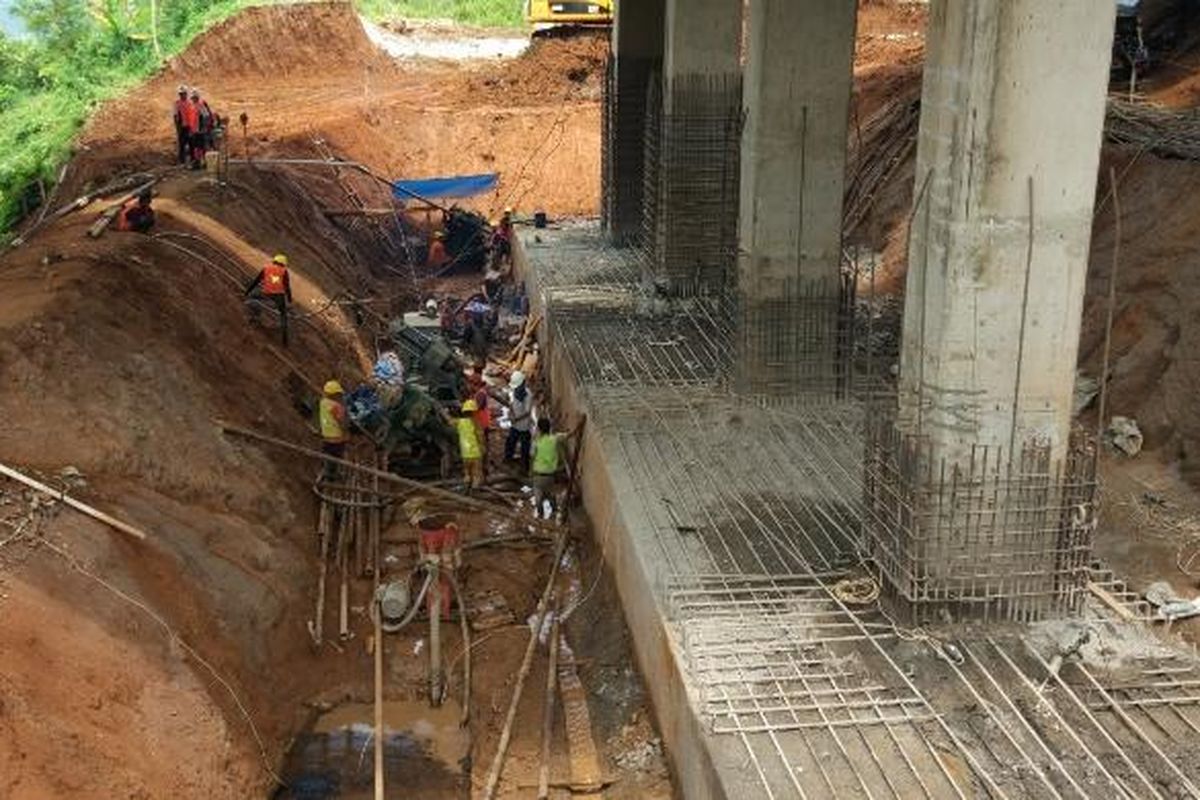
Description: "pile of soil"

(464, 32), (608, 106)
(0, 160), (392, 797)
(80, 2), (601, 220)
(170, 2), (395, 79)
(1079, 148), (1200, 484)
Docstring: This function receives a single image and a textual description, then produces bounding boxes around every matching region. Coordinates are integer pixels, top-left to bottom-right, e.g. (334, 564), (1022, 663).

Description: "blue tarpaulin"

(393, 173), (498, 202)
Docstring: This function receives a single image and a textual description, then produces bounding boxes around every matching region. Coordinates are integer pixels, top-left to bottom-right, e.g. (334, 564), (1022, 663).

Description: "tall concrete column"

(650, 0), (742, 293)
(662, 0), (740, 90)
(736, 0), (857, 397)
(603, 0), (664, 245)
(867, 0), (1115, 623)
(898, 0), (1115, 465)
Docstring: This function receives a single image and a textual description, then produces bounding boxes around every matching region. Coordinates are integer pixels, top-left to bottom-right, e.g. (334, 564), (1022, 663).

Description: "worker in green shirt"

(531, 417), (565, 519)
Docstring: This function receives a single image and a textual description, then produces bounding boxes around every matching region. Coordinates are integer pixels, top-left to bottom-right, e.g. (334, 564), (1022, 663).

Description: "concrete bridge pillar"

(898, 0), (1114, 464)
(649, 0), (742, 293)
(867, 0), (1116, 622)
(603, 0), (664, 246)
(735, 0), (857, 398)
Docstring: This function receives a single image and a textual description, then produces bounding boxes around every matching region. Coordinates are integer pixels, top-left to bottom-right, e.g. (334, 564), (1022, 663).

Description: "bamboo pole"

(0, 463), (147, 541)
(373, 598), (385, 800)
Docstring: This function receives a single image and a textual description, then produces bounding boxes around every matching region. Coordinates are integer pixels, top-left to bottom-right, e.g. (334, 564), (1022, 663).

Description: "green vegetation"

(0, 0), (525, 237)
(357, 0), (523, 29)
(0, 0), (261, 234)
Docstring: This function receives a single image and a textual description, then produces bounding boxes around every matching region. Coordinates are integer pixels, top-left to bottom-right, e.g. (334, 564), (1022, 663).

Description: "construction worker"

(489, 210), (513, 271)
(318, 380), (349, 480)
(189, 89), (214, 169)
(172, 85), (191, 164)
(456, 399), (484, 492)
(427, 230), (449, 270)
(531, 417), (565, 519)
(503, 370), (533, 472)
(244, 253), (293, 347)
(116, 190), (155, 233)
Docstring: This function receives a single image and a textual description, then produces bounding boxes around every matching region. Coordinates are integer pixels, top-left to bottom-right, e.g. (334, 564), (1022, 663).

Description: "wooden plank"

(0, 462), (147, 541)
(1088, 581), (1137, 622)
(558, 633), (605, 796)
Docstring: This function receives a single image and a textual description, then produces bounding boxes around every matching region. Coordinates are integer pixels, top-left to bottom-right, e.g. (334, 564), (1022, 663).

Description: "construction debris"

(1108, 415), (1145, 456)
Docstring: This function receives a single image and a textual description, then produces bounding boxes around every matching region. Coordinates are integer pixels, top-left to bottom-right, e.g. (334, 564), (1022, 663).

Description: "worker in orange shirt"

(180, 91), (200, 168)
(244, 253), (293, 346)
(427, 230), (449, 270)
(172, 85), (191, 164)
(116, 190), (155, 233)
(189, 88), (214, 169)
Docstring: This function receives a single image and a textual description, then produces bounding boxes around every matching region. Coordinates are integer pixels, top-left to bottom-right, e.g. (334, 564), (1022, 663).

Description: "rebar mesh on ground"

(863, 416), (1098, 624)
(641, 72), (742, 296)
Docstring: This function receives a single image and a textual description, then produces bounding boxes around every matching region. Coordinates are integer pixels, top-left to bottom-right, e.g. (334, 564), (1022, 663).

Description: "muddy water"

(275, 700), (469, 799)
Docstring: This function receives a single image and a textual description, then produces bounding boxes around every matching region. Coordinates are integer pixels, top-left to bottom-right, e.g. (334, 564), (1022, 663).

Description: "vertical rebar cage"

(863, 416), (1099, 624)
(641, 72), (742, 296)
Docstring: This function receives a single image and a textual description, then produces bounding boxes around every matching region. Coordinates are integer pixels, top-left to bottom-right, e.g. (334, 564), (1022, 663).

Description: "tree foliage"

(0, 0), (254, 235)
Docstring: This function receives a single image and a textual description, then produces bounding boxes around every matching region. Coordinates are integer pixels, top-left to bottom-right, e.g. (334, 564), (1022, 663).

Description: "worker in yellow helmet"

(455, 399), (483, 492)
(245, 253), (294, 347)
(318, 380), (348, 481)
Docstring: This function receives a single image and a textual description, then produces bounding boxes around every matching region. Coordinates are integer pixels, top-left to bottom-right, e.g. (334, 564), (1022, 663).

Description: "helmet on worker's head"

(324, 380), (344, 396)
(509, 370), (526, 388)
(190, 88), (200, 98)
(424, 298), (438, 314)
(502, 207), (513, 218)
(273, 253), (288, 266)
(432, 230), (445, 240)
(178, 84), (188, 95)
(462, 399), (478, 413)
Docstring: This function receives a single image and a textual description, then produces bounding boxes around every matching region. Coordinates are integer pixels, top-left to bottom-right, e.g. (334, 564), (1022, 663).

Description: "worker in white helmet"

(173, 84), (191, 164)
(503, 370), (533, 472)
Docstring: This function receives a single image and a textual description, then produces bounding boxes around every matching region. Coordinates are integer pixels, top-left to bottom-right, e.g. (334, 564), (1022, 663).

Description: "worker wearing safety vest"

(455, 399), (484, 492)
(172, 85), (191, 164)
(116, 190), (155, 233)
(244, 253), (294, 347)
(318, 380), (349, 481)
(530, 416), (564, 520)
(427, 230), (449, 270)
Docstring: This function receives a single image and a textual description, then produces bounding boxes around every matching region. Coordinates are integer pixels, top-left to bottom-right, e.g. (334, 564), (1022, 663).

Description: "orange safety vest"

(181, 100), (200, 132)
(427, 240), (448, 268)
(116, 199), (138, 232)
(262, 263), (288, 296)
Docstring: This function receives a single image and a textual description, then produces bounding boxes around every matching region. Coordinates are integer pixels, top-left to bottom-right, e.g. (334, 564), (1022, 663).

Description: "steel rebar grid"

(640, 72), (742, 296)
(863, 414), (1099, 625)
(519, 228), (1178, 797)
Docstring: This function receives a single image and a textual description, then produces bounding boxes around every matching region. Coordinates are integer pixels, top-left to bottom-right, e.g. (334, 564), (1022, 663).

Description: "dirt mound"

(0, 165), (394, 797)
(463, 32), (608, 106)
(169, 2), (391, 80)
(78, 5), (601, 220)
(1079, 148), (1200, 484)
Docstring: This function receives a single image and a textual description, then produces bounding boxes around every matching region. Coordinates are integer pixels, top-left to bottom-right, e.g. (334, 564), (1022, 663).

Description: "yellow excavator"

(524, 0), (614, 30)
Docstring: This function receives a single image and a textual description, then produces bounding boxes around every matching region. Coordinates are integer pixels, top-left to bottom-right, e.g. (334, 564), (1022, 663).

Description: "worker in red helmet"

(244, 253), (294, 346)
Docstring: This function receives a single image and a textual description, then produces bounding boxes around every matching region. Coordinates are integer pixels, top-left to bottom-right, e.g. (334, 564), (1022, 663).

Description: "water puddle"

(275, 699), (469, 799)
